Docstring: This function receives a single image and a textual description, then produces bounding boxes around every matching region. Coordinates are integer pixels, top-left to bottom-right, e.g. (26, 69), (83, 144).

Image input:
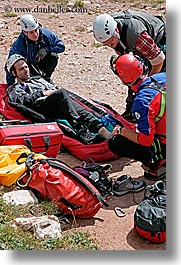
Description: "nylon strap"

(142, 77), (166, 123)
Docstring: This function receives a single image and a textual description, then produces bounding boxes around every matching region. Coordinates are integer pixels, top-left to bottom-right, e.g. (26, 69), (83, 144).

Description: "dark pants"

(36, 88), (102, 133)
(29, 52), (58, 80)
(108, 135), (166, 169)
(125, 86), (135, 112)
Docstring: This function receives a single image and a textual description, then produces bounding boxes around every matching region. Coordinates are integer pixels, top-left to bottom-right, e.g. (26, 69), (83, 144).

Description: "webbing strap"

(116, 10), (133, 53)
(154, 91), (166, 123)
(142, 77), (166, 123)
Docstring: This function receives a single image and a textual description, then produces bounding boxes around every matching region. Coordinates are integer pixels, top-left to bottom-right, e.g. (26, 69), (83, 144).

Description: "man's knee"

(51, 88), (68, 99)
(39, 52), (58, 77)
(108, 135), (128, 156)
(48, 52), (58, 61)
(45, 52), (58, 67)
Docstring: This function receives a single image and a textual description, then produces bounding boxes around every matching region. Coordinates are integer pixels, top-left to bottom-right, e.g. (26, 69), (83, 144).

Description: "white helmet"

(20, 14), (39, 32)
(6, 54), (26, 73)
(93, 14), (117, 43)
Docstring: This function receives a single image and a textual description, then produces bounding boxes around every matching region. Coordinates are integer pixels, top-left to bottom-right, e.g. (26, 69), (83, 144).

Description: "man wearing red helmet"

(93, 10), (166, 123)
(108, 54), (166, 180)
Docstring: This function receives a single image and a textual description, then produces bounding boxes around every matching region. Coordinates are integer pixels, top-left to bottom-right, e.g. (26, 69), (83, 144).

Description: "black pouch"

(134, 180), (166, 243)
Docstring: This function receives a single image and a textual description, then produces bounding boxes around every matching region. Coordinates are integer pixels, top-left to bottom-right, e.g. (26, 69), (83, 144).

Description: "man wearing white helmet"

(5, 14), (65, 86)
(6, 54), (112, 145)
(93, 10), (166, 122)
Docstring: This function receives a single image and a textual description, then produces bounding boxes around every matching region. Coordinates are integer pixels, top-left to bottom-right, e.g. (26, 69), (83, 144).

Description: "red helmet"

(115, 54), (144, 86)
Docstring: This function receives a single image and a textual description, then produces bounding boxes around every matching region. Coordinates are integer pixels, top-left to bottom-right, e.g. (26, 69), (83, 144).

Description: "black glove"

(109, 55), (119, 76)
(36, 48), (49, 60)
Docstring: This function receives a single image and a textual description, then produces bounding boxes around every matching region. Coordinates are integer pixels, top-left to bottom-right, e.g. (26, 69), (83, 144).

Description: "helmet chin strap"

(131, 75), (147, 92)
(124, 75), (145, 87)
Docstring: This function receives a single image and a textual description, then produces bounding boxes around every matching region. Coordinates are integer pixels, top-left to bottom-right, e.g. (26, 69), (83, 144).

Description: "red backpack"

(17, 156), (109, 219)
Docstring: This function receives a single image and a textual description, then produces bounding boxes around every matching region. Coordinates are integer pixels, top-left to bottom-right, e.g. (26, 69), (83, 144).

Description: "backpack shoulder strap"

(115, 10), (133, 53)
(142, 77), (166, 123)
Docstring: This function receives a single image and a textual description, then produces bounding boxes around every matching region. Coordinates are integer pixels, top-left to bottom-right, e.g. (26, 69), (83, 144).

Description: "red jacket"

(132, 72), (166, 146)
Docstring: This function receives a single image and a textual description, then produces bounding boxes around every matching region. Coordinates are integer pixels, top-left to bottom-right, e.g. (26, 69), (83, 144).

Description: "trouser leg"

(108, 135), (153, 167)
(38, 88), (80, 124)
(38, 52), (58, 80)
(122, 87), (136, 122)
(37, 88), (102, 132)
(72, 100), (102, 133)
(125, 86), (135, 111)
(158, 30), (166, 72)
(108, 135), (166, 169)
(28, 63), (43, 77)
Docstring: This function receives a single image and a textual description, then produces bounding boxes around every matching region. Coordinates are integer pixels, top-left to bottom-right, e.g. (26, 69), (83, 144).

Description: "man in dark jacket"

(5, 14), (65, 86)
(6, 54), (112, 144)
(93, 10), (166, 122)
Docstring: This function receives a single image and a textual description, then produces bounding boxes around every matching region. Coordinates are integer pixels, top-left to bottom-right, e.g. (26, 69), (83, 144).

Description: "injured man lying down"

(6, 54), (114, 145)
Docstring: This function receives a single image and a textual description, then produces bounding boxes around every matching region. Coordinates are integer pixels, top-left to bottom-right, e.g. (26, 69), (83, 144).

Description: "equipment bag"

(73, 158), (113, 196)
(17, 157), (109, 219)
(0, 145), (46, 186)
(58, 90), (136, 162)
(61, 133), (118, 162)
(134, 180), (166, 243)
(0, 120), (63, 158)
(0, 83), (136, 162)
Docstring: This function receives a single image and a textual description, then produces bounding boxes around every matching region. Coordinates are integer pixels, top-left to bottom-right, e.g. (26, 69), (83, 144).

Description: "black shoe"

(122, 110), (136, 123)
(112, 175), (146, 197)
(144, 160), (166, 181)
(77, 124), (96, 144)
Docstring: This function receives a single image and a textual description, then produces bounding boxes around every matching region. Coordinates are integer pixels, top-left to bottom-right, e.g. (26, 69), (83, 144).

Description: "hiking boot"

(144, 159), (166, 180)
(122, 109), (136, 123)
(112, 175), (146, 196)
(98, 127), (112, 140)
(77, 124), (96, 145)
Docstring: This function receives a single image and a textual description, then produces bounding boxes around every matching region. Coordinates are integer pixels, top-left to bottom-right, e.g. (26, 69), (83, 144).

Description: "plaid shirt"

(136, 31), (161, 60)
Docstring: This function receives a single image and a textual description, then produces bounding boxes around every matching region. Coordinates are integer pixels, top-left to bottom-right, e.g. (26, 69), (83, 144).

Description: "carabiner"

(16, 171), (32, 188)
(114, 207), (126, 217)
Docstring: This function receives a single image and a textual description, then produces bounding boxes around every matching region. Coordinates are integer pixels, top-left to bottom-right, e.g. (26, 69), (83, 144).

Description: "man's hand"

(36, 48), (49, 60)
(43, 89), (54, 96)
